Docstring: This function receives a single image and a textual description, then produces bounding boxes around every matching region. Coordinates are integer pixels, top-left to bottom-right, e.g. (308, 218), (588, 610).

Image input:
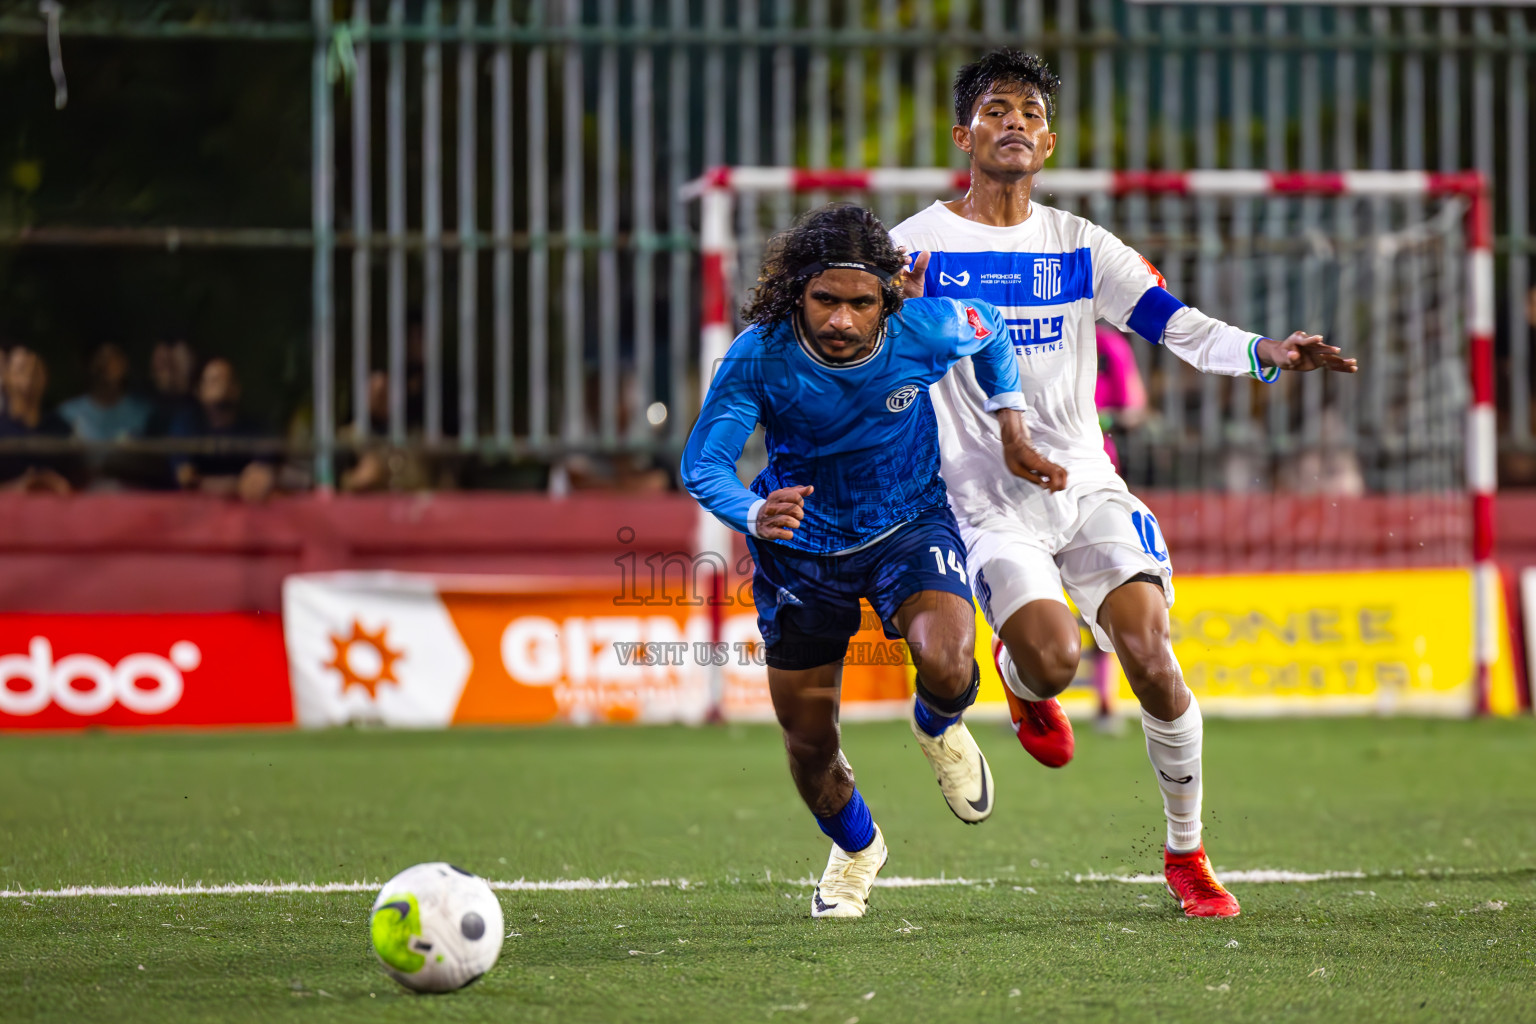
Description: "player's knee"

(911, 641), (974, 699)
(1015, 632), (1080, 698)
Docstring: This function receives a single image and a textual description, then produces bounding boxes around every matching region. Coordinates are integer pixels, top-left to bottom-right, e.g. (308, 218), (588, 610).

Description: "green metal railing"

(1, 1), (1531, 490)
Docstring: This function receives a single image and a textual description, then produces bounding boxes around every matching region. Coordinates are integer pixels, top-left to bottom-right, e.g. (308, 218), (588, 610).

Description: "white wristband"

(746, 497), (767, 539)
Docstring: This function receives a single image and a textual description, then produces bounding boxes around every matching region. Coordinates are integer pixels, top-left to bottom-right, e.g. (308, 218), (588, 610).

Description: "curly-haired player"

(892, 49), (1359, 918)
(682, 203), (1064, 918)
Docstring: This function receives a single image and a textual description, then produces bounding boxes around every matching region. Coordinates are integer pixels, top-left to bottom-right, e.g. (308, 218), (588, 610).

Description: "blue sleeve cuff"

(983, 391), (1029, 413)
(1248, 336), (1281, 383)
(1126, 286), (1187, 345)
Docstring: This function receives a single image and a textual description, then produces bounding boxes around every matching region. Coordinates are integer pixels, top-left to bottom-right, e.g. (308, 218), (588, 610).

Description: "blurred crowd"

(0, 323), (1364, 500)
(0, 339), (282, 499)
(19, 300), (1528, 499)
(0, 334), (674, 500)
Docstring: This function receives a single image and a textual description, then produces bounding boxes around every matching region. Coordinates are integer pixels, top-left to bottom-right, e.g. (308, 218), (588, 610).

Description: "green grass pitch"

(1, 717), (1534, 1022)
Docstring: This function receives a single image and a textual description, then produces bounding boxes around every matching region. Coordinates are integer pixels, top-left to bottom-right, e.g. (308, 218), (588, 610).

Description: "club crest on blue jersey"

(885, 384), (921, 413)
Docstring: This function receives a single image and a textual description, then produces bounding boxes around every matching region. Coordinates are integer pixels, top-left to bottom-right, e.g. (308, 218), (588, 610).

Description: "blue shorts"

(746, 505), (974, 666)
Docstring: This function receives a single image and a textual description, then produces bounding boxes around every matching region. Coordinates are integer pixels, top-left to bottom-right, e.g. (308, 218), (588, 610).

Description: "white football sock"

(1141, 694), (1204, 853)
(997, 645), (1047, 702)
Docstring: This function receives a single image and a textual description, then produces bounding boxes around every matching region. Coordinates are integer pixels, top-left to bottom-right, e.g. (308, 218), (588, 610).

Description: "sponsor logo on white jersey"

(938, 270), (970, 287)
(885, 384), (921, 413)
(1002, 308), (1067, 352)
(0, 637), (200, 716)
(1033, 257), (1063, 300)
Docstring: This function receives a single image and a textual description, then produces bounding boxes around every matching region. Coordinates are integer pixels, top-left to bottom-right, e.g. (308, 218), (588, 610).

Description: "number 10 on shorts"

(929, 547), (969, 583)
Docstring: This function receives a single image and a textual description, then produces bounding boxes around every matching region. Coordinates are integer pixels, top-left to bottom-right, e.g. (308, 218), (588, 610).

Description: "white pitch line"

(1072, 869), (1369, 885)
(0, 870), (1375, 900)
(0, 879), (689, 899)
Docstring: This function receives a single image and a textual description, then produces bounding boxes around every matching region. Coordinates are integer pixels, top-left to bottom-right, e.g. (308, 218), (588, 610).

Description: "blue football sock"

(815, 788), (876, 853)
(913, 698), (960, 737)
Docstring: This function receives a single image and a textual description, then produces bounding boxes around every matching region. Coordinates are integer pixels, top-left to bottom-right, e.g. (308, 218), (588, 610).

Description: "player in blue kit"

(681, 204), (1066, 918)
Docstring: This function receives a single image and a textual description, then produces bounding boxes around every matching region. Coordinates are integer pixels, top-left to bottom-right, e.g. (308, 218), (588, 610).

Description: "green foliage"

(0, 20), (311, 418)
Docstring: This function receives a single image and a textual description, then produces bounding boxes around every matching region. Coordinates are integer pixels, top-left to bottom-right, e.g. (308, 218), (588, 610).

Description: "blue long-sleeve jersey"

(681, 297), (1027, 556)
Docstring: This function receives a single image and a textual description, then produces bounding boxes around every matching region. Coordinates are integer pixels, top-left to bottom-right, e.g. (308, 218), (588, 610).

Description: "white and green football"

(369, 862), (504, 992)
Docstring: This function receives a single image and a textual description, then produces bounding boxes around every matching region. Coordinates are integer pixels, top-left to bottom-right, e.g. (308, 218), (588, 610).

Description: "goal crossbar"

(682, 167), (1488, 202)
(684, 167), (1497, 714)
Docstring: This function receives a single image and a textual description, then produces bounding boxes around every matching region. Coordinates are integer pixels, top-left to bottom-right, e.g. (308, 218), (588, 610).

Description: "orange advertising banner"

(282, 573), (911, 727)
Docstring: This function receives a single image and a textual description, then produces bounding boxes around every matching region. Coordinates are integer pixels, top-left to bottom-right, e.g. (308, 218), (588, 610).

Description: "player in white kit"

(891, 50), (1358, 917)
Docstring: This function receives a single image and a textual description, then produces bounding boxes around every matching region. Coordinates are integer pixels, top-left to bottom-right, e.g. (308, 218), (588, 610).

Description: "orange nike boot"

(1163, 845), (1242, 918)
(993, 637), (1074, 768)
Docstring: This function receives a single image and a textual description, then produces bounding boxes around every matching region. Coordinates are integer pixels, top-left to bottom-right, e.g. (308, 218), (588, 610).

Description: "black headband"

(795, 260), (896, 284)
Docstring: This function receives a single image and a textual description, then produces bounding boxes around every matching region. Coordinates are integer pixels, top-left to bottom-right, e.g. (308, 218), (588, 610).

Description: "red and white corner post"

(1465, 175), (1498, 714)
(697, 175), (735, 722)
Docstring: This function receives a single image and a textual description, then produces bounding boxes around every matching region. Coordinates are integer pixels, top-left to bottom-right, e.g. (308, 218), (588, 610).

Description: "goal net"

(685, 168), (1499, 712)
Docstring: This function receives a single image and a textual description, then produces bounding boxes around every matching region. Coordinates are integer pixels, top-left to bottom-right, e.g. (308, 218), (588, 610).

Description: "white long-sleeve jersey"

(890, 199), (1277, 538)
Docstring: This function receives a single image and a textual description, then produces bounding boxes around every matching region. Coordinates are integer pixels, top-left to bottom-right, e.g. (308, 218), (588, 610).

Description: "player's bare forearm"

(756, 484), (814, 541)
(1257, 332), (1359, 373)
(996, 408), (1067, 492)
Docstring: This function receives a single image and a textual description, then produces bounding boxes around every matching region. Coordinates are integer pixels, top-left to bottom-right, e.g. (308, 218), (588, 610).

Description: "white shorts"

(961, 489), (1174, 653)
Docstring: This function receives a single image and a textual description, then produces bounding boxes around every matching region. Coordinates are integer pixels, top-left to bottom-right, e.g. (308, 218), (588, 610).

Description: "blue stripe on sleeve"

(1126, 287), (1187, 345)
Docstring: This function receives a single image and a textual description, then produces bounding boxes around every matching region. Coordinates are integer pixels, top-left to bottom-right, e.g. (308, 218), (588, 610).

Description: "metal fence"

(0, 1), (1531, 489)
(699, 169), (1473, 497)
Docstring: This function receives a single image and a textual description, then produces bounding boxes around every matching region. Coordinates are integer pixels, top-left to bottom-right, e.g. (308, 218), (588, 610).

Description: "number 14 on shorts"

(928, 546), (969, 583)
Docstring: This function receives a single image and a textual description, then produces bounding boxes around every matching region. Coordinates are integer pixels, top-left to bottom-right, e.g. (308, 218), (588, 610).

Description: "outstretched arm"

(1093, 226), (1359, 381)
(1256, 332), (1358, 374)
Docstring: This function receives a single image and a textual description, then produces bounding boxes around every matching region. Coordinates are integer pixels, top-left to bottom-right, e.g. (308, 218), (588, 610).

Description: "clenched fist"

(756, 484), (814, 541)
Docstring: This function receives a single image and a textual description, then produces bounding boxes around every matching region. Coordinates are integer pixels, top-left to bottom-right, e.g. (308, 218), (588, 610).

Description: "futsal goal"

(683, 168), (1498, 716)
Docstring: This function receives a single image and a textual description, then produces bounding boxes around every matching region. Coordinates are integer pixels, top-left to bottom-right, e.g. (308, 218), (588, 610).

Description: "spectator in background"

(289, 319), (462, 491)
(337, 369), (443, 492)
(1095, 324), (1148, 471)
(147, 339), (199, 436)
(1277, 408), (1365, 496)
(169, 357), (275, 502)
(0, 346), (78, 494)
(57, 341), (153, 443)
(57, 341), (158, 489)
(548, 365), (672, 495)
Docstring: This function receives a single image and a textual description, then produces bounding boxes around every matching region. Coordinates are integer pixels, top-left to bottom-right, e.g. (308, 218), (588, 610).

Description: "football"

(369, 863), (504, 993)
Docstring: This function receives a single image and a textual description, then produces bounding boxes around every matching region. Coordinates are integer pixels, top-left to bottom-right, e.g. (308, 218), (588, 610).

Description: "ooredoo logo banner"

(0, 614), (292, 729)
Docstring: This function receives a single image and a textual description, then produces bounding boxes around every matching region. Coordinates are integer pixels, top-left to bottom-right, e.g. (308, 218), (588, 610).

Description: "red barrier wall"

(0, 490), (1529, 614)
(0, 493), (703, 613)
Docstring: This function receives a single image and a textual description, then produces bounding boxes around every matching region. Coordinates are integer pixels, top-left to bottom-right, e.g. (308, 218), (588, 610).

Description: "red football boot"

(1163, 845), (1242, 918)
(993, 637), (1075, 768)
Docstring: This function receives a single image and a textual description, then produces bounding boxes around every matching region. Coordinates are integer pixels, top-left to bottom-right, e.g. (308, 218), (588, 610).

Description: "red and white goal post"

(685, 167), (1498, 716)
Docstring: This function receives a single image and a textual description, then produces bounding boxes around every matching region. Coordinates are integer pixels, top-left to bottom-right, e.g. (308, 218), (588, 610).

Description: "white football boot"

(910, 702), (994, 824)
(811, 824), (889, 919)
